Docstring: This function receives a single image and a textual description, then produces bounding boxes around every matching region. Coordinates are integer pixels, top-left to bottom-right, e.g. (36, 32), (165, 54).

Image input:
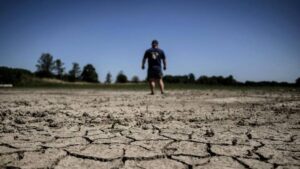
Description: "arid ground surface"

(0, 89), (299, 169)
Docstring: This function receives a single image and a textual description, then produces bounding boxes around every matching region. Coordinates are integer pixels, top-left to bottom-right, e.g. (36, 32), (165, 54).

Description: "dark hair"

(151, 40), (159, 45)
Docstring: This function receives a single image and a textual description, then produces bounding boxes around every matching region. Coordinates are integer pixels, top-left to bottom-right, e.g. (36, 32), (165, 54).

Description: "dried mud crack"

(0, 89), (299, 169)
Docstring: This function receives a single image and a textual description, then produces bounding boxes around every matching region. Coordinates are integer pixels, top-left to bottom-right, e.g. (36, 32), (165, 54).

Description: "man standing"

(142, 40), (167, 95)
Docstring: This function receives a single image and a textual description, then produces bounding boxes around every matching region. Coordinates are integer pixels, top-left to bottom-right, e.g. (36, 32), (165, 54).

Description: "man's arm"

(142, 58), (146, 69)
(142, 51), (147, 69)
(162, 50), (167, 70)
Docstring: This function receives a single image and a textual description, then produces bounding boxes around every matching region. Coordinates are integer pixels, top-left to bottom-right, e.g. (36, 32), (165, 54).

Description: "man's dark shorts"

(147, 66), (163, 80)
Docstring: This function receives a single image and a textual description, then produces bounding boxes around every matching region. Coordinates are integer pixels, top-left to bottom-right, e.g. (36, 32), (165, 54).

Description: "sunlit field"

(0, 88), (299, 168)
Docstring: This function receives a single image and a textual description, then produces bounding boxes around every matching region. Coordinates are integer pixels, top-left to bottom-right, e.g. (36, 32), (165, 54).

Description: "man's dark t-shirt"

(143, 48), (166, 79)
(143, 48), (166, 69)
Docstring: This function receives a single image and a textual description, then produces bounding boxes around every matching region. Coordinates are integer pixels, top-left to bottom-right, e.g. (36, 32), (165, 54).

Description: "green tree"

(81, 64), (99, 83)
(54, 59), (64, 79)
(224, 75), (237, 85)
(105, 72), (112, 84)
(116, 71), (128, 83)
(131, 75), (139, 83)
(35, 53), (54, 77)
(196, 75), (208, 84)
(296, 77), (300, 86)
(68, 63), (81, 82)
(0, 67), (32, 85)
(188, 73), (195, 83)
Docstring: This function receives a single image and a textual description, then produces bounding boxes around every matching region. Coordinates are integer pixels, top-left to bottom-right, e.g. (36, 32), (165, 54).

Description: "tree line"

(163, 74), (237, 85)
(163, 74), (300, 87)
(34, 53), (141, 84)
(35, 53), (99, 83)
(0, 53), (300, 86)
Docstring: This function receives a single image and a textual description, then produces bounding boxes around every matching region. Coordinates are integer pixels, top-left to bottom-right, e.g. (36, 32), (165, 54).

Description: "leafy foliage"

(296, 77), (300, 86)
(68, 62), (81, 82)
(3, 52), (299, 87)
(245, 81), (290, 87)
(188, 73), (195, 83)
(196, 75), (237, 85)
(81, 64), (99, 83)
(35, 53), (54, 78)
(54, 59), (65, 79)
(0, 67), (33, 85)
(116, 71), (128, 83)
(131, 75), (140, 83)
(105, 72), (112, 84)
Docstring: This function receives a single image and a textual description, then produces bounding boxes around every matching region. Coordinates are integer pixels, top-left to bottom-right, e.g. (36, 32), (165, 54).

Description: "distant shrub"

(68, 62), (81, 82)
(196, 75), (237, 85)
(163, 75), (188, 83)
(35, 53), (54, 78)
(105, 72), (112, 84)
(81, 64), (99, 83)
(35, 70), (54, 78)
(54, 59), (65, 79)
(296, 77), (300, 86)
(116, 71), (128, 83)
(188, 73), (195, 83)
(131, 76), (140, 83)
(163, 74), (238, 85)
(0, 67), (33, 85)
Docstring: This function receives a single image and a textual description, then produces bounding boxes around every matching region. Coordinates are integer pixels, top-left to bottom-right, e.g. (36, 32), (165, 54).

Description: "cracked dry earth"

(0, 89), (299, 169)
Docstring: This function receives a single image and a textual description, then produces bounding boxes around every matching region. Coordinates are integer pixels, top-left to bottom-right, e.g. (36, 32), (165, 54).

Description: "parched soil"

(0, 89), (299, 169)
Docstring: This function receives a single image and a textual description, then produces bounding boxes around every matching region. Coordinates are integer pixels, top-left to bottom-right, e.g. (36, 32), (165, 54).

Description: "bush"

(81, 64), (99, 83)
(296, 77), (300, 86)
(116, 71), (128, 83)
(0, 67), (33, 85)
(196, 75), (237, 85)
(35, 53), (54, 78)
(54, 59), (65, 79)
(163, 75), (188, 83)
(245, 81), (291, 87)
(131, 76), (139, 83)
(188, 73), (195, 83)
(105, 72), (112, 84)
(68, 63), (81, 82)
(35, 70), (54, 78)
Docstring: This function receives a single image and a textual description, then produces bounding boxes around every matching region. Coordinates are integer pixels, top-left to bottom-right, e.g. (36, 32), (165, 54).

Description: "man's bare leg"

(158, 78), (164, 94)
(148, 79), (155, 94)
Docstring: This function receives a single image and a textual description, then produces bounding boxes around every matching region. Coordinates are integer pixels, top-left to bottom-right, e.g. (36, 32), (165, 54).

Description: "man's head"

(151, 40), (159, 48)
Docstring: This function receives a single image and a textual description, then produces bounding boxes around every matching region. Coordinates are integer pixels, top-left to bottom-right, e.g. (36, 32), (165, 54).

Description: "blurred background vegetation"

(0, 53), (299, 89)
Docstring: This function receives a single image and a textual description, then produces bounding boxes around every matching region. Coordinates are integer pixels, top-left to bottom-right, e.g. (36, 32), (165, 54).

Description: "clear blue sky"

(0, 0), (299, 82)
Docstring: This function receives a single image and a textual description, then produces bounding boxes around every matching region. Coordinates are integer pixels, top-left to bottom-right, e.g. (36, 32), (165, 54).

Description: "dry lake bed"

(0, 89), (299, 169)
